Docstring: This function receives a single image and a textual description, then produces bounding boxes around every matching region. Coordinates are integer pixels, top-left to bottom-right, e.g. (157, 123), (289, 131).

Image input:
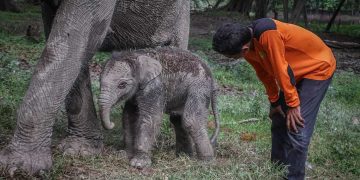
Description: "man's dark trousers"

(270, 77), (333, 180)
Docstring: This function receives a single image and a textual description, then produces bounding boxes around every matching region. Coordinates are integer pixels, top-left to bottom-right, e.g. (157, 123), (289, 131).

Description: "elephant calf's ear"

(137, 55), (162, 87)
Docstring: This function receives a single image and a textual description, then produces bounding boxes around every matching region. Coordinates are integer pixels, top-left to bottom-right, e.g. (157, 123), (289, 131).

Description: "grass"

(0, 7), (360, 179)
(0, 4), (42, 35)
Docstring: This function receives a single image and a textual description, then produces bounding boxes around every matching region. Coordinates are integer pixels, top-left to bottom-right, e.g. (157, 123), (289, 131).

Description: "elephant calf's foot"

(130, 152), (151, 169)
(0, 146), (52, 176)
(58, 136), (103, 156)
(176, 144), (194, 157)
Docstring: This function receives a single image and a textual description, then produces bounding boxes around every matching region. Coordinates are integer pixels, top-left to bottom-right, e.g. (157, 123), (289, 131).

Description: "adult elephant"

(0, 0), (190, 175)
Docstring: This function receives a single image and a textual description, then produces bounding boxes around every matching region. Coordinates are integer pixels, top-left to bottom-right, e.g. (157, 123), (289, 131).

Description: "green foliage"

(322, 0), (340, 10)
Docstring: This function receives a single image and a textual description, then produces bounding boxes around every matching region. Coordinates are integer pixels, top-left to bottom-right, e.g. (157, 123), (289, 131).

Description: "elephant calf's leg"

(183, 95), (214, 161)
(130, 114), (163, 169)
(58, 67), (103, 156)
(170, 114), (193, 157)
(130, 105), (164, 168)
(122, 102), (138, 159)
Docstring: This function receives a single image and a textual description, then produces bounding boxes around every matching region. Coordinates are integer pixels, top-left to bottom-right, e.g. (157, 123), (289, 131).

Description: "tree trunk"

(25, 0), (41, 5)
(356, 0), (360, 16)
(255, 0), (269, 19)
(271, 0), (278, 19)
(290, 0), (306, 23)
(325, 0), (346, 32)
(283, 0), (289, 22)
(223, 0), (254, 16)
(303, 4), (308, 27)
(0, 0), (21, 13)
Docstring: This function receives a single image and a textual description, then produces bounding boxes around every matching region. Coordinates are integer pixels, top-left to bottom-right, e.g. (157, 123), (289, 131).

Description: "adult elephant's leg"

(183, 92), (214, 161)
(172, 0), (190, 49)
(57, 66), (103, 156)
(169, 114), (193, 157)
(0, 0), (116, 175)
(41, 0), (103, 156)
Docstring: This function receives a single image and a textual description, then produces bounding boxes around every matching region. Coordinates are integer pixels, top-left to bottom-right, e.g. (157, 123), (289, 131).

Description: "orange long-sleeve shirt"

(244, 18), (336, 107)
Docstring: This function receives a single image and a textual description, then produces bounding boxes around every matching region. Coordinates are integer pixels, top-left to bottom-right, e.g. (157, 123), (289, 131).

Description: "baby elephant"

(99, 47), (220, 169)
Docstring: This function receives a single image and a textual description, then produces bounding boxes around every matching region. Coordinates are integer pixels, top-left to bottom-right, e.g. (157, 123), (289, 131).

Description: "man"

(212, 18), (336, 180)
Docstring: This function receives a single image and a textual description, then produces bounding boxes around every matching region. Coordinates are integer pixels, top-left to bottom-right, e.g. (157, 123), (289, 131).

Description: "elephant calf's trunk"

(100, 107), (115, 130)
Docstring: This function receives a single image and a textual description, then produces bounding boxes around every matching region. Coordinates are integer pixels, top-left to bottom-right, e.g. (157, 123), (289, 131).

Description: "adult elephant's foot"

(129, 152), (151, 169)
(58, 136), (103, 156)
(0, 145), (52, 176)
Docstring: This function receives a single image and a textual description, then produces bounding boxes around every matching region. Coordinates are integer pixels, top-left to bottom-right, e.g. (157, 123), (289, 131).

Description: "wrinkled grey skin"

(0, 0), (190, 175)
(99, 47), (220, 169)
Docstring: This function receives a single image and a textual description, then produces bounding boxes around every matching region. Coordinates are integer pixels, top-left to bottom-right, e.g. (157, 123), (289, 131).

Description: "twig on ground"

(222, 118), (260, 125)
(324, 40), (360, 49)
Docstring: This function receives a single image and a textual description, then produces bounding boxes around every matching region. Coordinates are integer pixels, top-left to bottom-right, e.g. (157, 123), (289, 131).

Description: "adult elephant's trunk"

(100, 106), (115, 130)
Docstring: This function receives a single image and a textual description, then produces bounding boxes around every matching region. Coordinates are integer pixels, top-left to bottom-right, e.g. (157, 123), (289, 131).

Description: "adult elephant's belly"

(100, 0), (178, 51)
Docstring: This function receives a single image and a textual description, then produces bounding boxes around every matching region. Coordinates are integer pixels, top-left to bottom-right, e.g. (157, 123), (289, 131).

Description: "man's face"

(223, 43), (250, 59)
(224, 53), (242, 59)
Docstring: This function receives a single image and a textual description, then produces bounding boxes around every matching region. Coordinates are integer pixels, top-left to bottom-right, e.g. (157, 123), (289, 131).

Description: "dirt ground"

(189, 13), (360, 74)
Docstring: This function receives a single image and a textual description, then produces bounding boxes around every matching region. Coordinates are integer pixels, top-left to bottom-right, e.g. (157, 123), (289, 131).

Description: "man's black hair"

(212, 23), (252, 55)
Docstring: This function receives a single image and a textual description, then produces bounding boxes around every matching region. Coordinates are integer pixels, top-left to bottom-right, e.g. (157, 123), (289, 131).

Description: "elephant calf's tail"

(210, 81), (220, 147)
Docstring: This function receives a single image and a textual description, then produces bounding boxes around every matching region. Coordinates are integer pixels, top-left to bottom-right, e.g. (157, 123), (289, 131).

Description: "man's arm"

(246, 57), (279, 105)
(259, 30), (304, 132)
(259, 30), (300, 107)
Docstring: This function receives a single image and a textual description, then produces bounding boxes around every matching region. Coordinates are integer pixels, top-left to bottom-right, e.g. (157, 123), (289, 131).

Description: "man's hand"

(269, 105), (286, 119)
(286, 106), (305, 133)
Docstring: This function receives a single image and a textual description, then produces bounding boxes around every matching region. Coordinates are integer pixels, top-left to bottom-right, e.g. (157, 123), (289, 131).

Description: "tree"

(290, 0), (306, 23)
(223, 0), (254, 16)
(0, 0), (21, 13)
(283, 0), (289, 22)
(302, 4), (308, 27)
(271, 0), (279, 19)
(325, 0), (346, 32)
(255, 0), (269, 19)
(25, 0), (41, 5)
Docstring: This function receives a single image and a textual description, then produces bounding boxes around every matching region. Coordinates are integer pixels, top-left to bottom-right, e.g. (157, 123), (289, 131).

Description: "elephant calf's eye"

(118, 82), (127, 89)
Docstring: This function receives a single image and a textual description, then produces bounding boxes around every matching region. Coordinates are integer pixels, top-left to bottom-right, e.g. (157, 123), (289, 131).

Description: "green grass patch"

(189, 37), (213, 51)
(299, 22), (360, 38)
(0, 5), (42, 35)
(0, 30), (43, 133)
(310, 71), (360, 176)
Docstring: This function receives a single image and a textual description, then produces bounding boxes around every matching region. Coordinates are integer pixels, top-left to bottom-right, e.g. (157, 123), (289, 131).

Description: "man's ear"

(242, 42), (250, 50)
(137, 55), (162, 88)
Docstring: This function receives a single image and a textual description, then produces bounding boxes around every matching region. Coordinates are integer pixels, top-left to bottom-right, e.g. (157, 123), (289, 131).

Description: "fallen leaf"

(18, 58), (30, 70)
(240, 132), (257, 142)
(352, 117), (359, 125)
(207, 121), (215, 129)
